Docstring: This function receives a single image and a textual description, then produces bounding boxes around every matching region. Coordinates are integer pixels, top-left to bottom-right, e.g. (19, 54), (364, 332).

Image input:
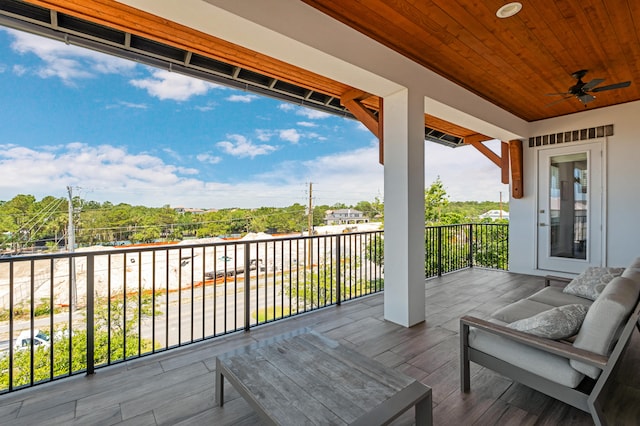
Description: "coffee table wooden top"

(215, 328), (432, 425)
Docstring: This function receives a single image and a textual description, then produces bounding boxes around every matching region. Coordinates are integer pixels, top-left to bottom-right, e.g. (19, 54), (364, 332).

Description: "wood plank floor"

(0, 269), (638, 425)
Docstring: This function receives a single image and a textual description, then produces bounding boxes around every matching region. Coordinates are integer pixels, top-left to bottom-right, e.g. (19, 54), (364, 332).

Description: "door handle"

(539, 223), (548, 227)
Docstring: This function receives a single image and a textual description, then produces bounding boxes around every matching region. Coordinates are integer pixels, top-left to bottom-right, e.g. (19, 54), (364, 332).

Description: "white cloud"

(107, 101), (148, 110)
(297, 109), (331, 119)
(196, 153), (222, 164)
(304, 132), (327, 141)
(297, 121), (317, 128)
(130, 70), (219, 101)
(216, 134), (277, 158)
(6, 29), (135, 85)
(0, 64), (6, 73)
(0, 143), (195, 198)
(278, 103), (331, 120)
(163, 148), (182, 161)
(355, 122), (368, 131)
(12, 64), (26, 76)
(278, 103), (295, 112)
(226, 94), (258, 103)
(254, 143), (383, 205)
(279, 129), (301, 144)
(424, 140), (509, 202)
(0, 138), (508, 210)
(195, 102), (216, 112)
(177, 166), (199, 175)
(255, 129), (273, 142)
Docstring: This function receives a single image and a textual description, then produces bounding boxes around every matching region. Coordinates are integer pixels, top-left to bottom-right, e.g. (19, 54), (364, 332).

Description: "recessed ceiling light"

(496, 2), (522, 18)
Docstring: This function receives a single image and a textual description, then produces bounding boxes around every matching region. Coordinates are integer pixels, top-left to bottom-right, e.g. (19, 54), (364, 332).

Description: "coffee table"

(215, 328), (432, 425)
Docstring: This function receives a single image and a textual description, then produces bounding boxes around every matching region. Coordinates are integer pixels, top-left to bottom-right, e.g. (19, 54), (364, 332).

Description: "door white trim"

(535, 140), (606, 273)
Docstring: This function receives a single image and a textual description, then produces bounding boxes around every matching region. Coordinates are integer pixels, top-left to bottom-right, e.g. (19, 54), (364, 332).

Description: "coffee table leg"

(215, 358), (224, 407)
(415, 393), (432, 426)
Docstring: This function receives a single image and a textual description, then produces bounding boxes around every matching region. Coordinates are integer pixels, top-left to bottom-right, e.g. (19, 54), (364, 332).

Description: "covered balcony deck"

(2, 268), (638, 425)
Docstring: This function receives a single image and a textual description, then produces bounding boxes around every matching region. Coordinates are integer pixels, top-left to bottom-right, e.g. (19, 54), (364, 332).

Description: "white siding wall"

(509, 100), (640, 275)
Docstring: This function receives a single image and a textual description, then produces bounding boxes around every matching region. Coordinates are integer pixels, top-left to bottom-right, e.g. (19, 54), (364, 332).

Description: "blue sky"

(0, 28), (508, 208)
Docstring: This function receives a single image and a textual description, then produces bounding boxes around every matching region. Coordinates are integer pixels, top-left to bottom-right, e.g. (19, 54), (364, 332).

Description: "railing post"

(86, 254), (95, 375)
(244, 242), (251, 331)
(505, 224), (509, 270)
(336, 235), (342, 305)
(437, 226), (443, 277)
(468, 224), (474, 268)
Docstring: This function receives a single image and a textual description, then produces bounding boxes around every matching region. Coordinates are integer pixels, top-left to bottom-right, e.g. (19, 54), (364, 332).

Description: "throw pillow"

(507, 304), (589, 340)
(562, 267), (625, 301)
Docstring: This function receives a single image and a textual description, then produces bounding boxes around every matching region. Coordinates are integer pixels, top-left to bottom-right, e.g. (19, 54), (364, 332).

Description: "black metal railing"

(425, 223), (509, 278)
(0, 223), (507, 393)
(0, 231), (384, 393)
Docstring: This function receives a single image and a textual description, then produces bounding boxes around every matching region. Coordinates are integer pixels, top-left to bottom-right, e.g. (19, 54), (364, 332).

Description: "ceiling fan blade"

(581, 78), (605, 91)
(591, 81), (631, 92)
(578, 93), (596, 104)
(545, 96), (573, 107)
(545, 92), (571, 96)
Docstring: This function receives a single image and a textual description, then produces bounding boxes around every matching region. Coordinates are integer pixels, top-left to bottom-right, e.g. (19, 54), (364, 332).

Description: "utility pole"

(307, 182), (313, 266)
(307, 182), (313, 236)
(67, 186), (77, 309)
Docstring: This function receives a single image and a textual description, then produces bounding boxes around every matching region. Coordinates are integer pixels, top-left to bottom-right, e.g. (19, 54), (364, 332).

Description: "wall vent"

(528, 124), (613, 147)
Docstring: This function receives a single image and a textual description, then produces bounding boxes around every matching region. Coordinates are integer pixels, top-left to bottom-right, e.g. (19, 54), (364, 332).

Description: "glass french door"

(537, 142), (603, 273)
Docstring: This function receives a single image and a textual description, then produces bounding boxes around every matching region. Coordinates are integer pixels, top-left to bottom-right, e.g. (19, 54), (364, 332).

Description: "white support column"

(383, 89), (426, 327)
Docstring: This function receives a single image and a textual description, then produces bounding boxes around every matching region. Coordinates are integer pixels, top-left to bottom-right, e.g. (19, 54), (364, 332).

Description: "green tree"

(425, 177), (449, 223)
(284, 255), (382, 309)
(442, 200), (508, 220)
(364, 234), (384, 266)
(472, 222), (509, 269)
(0, 292), (158, 390)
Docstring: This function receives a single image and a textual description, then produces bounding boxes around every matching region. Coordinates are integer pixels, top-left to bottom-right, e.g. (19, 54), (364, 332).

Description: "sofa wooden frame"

(460, 299), (640, 426)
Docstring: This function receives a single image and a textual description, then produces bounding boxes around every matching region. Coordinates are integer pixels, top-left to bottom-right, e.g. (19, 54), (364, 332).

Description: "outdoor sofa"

(460, 257), (640, 426)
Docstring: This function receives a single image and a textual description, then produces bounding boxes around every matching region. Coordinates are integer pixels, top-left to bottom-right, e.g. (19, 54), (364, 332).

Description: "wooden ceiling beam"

(340, 90), (379, 136)
(501, 142), (510, 185)
(465, 136), (513, 186)
(509, 140), (523, 199)
(465, 136), (501, 168)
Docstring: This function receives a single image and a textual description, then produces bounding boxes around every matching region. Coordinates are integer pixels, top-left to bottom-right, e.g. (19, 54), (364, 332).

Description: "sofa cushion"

(621, 265), (640, 284)
(468, 328), (585, 388)
(570, 276), (640, 379)
(562, 266), (625, 301)
(508, 304), (588, 339)
(491, 299), (556, 323)
(527, 286), (593, 308)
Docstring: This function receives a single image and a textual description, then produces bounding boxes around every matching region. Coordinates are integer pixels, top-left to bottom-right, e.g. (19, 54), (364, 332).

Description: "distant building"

(174, 207), (217, 214)
(479, 209), (509, 220)
(324, 209), (370, 225)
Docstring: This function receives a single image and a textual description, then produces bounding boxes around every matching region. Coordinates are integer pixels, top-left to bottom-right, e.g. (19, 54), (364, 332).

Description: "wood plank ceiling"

(301, 0), (640, 122)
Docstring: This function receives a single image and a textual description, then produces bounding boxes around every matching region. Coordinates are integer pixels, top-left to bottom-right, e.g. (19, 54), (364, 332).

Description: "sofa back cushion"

(621, 259), (640, 283)
(562, 267), (625, 300)
(570, 276), (640, 378)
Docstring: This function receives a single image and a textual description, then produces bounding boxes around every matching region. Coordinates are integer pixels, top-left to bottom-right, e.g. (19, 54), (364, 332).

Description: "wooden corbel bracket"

(340, 89), (384, 164)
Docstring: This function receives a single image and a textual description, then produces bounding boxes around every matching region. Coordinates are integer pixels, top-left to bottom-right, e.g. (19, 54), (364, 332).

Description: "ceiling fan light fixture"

(496, 2), (522, 18)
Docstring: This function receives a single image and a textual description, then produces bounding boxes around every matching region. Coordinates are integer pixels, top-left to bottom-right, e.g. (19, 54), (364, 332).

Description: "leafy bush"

(0, 292), (158, 391)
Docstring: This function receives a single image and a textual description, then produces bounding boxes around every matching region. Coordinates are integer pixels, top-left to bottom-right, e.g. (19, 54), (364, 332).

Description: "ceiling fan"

(546, 69), (631, 106)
